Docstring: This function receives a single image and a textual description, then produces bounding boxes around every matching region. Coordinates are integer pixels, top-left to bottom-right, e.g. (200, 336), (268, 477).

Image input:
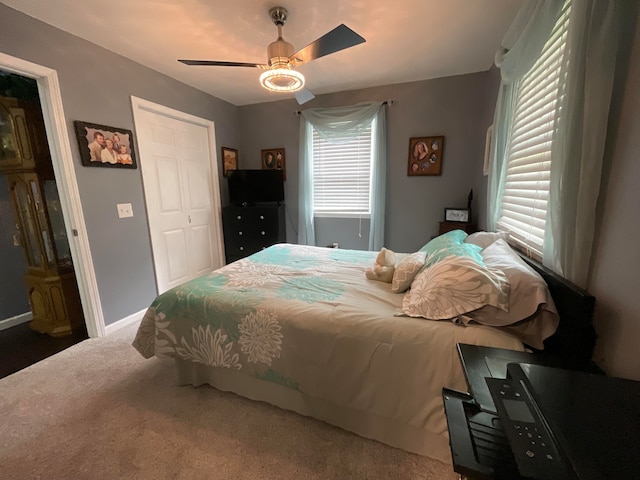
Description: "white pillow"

(457, 238), (559, 349)
(401, 255), (510, 320)
(464, 231), (510, 250)
(391, 251), (427, 293)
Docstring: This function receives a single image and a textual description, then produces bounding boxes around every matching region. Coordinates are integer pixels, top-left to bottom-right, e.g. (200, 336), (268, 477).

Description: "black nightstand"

(439, 221), (476, 235)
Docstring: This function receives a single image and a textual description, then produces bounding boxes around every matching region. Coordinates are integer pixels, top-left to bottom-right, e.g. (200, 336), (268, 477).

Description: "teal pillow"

(426, 243), (483, 268)
(419, 229), (483, 268)
(419, 229), (468, 253)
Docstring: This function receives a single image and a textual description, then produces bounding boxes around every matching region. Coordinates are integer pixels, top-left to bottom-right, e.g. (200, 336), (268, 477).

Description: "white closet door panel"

(190, 224), (214, 274)
(135, 103), (222, 294)
(162, 229), (190, 285)
(185, 160), (212, 212)
(155, 156), (183, 213)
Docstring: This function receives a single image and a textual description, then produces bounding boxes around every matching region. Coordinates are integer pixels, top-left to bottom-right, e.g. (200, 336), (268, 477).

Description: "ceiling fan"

(178, 6), (365, 104)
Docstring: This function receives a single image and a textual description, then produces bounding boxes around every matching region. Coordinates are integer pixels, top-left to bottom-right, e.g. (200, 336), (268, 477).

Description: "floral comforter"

(132, 243), (522, 423)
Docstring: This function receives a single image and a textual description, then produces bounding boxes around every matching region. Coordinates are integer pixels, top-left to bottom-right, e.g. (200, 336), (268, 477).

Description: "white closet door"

(133, 98), (224, 294)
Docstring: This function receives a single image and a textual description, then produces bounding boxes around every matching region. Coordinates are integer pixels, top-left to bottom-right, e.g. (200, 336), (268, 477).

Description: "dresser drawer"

(225, 208), (276, 225)
(222, 204), (286, 263)
(224, 241), (271, 258)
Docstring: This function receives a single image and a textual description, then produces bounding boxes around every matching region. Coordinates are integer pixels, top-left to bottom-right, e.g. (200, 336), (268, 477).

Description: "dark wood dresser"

(222, 204), (285, 263)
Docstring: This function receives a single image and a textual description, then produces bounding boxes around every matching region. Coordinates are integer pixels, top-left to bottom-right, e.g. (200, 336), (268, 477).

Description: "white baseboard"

(105, 308), (147, 335)
(0, 312), (33, 332)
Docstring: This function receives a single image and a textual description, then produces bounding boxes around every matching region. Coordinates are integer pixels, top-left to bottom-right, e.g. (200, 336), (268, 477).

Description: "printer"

(443, 363), (640, 479)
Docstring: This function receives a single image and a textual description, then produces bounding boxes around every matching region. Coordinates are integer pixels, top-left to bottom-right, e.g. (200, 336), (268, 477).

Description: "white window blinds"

(312, 121), (374, 217)
(497, 1), (570, 258)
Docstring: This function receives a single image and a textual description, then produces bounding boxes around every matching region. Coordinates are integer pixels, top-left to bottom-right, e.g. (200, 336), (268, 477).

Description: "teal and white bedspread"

(132, 243), (523, 458)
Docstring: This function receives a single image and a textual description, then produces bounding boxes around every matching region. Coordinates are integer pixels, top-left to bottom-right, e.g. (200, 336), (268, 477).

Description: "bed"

(132, 234), (596, 464)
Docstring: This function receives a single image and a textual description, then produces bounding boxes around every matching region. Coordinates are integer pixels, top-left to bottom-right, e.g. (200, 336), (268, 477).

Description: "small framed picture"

(221, 147), (238, 177)
(261, 147), (286, 181)
(444, 208), (470, 223)
(483, 125), (493, 176)
(408, 136), (444, 176)
(74, 121), (137, 169)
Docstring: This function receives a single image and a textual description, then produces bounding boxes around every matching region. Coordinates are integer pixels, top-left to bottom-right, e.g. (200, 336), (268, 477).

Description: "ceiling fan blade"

(178, 60), (268, 69)
(290, 24), (365, 66)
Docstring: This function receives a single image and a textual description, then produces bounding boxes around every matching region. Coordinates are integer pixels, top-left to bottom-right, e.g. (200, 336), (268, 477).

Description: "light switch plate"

(117, 203), (133, 218)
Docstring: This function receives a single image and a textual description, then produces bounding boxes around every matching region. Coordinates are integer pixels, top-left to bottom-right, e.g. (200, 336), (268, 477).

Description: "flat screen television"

(228, 169), (284, 205)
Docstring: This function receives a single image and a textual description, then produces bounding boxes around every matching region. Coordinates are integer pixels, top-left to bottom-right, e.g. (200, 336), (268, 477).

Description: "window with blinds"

(497, 1), (571, 258)
(311, 121), (374, 217)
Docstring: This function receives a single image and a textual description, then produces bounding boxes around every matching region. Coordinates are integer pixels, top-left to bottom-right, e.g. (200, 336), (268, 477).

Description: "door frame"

(0, 52), (105, 337)
(130, 96), (225, 293)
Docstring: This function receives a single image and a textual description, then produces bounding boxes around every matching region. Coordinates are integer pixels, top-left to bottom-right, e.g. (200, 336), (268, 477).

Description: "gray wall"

(0, 174), (30, 319)
(238, 72), (494, 252)
(589, 7), (640, 380)
(474, 66), (503, 231)
(0, 4), (240, 326)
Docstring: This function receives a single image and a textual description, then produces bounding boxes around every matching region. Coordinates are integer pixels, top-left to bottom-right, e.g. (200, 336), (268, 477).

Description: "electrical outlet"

(117, 203), (133, 218)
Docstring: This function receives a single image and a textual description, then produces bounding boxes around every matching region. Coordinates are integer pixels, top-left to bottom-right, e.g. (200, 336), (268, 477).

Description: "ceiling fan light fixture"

(259, 68), (305, 92)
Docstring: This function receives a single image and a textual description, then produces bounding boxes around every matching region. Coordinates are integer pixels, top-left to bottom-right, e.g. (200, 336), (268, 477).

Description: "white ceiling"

(3, 0), (523, 106)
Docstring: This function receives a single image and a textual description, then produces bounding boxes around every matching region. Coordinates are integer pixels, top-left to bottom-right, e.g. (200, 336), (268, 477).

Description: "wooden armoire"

(0, 96), (83, 336)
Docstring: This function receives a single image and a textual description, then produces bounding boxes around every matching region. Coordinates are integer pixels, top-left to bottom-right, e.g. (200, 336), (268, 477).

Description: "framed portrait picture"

(221, 147), (238, 177)
(74, 120), (137, 169)
(407, 136), (444, 176)
(444, 208), (471, 223)
(261, 147), (286, 181)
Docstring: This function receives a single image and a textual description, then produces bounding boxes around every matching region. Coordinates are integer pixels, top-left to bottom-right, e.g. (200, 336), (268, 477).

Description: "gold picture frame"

(221, 147), (238, 177)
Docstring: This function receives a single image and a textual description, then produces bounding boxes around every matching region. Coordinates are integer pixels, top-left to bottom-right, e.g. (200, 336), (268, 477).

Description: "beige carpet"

(0, 322), (456, 479)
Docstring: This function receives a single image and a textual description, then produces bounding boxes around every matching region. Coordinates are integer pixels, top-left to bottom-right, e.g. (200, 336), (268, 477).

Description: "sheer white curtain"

(487, 1), (564, 232)
(298, 102), (386, 250)
(488, 0), (622, 287)
(545, 1), (621, 287)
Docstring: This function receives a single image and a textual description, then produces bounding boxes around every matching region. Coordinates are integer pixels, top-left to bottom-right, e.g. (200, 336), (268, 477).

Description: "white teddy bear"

(365, 247), (396, 283)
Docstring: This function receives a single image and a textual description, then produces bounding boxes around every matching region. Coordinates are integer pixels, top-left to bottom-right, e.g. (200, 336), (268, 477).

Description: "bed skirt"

(174, 359), (452, 464)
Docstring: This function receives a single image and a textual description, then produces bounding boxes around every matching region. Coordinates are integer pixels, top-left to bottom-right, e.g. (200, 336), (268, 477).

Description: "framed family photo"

(74, 121), (137, 169)
(222, 147), (238, 177)
(261, 147), (286, 181)
(407, 135), (444, 176)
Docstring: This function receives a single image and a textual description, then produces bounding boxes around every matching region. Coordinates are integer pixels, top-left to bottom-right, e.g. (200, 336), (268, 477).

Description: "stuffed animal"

(365, 247), (396, 283)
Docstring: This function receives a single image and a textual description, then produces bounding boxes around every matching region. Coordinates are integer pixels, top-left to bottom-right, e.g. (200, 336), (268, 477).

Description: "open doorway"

(0, 71), (87, 378)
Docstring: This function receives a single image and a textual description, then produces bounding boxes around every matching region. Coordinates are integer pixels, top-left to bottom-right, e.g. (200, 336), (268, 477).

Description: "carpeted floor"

(0, 322), (457, 479)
